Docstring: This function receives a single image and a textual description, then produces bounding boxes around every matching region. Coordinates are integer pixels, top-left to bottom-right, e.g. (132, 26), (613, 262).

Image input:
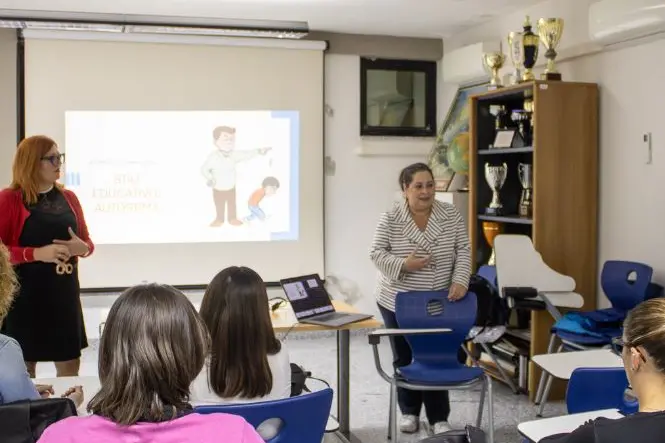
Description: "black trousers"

(378, 304), (466, 425)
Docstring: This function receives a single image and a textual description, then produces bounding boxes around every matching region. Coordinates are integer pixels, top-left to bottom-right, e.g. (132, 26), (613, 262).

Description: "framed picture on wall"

(427, 81), (488, 191)
(360, 58), (437, 137)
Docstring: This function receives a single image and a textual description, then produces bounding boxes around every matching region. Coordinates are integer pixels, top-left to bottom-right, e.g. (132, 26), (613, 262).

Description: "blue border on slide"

(269, 110), (299, 241)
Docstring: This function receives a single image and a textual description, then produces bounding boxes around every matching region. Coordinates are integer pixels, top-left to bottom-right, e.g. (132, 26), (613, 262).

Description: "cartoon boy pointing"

(201, 126), (270, 227)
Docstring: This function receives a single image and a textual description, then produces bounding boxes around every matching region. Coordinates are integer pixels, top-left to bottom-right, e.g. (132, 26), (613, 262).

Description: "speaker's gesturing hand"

(448, 283), (468, 301)
(402, 249), (431, 273)
(53, 227), (89, 257)
(34, 244), (70, 264)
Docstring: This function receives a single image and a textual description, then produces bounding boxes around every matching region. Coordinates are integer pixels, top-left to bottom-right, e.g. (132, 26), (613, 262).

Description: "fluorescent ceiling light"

(0, 10), (308, 39)
(124, 25), (307, 39)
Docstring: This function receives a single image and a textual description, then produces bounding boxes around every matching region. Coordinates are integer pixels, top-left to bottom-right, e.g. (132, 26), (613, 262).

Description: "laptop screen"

(280, 274), (334, 320)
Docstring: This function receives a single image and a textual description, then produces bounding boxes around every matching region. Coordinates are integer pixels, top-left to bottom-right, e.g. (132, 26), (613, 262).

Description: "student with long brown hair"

(190, 267), (291, 437)
(38, 284), (262, 443)
(191, 266), (291, 402)
(0, 136), (93, 378)
(542, 298), (665, 443)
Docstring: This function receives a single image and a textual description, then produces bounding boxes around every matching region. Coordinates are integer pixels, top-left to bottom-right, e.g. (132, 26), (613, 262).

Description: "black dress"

(1, 188), (88, 362)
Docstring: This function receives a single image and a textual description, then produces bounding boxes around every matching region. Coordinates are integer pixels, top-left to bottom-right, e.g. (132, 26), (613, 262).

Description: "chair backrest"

(566, 367), (630, 414)
(194, 388), (333, 443)
(476, 265), (497, 289)
(601, 260), (653, 312)
(0, 397), (77, 443)
(395, 290), (477, 366)
(494, 234), (575, 296)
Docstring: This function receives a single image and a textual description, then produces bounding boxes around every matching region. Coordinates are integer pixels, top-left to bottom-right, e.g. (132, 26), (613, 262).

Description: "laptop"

(279, 274), (373, 327)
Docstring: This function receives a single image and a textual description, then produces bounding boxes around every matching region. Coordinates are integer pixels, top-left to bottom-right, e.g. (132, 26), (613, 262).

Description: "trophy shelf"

(467, 80), (600, 400)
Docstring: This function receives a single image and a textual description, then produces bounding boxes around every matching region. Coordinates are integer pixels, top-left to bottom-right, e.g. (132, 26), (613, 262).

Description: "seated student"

(190, 266), (291, 438)
(542, 298), (665, 443)
(0, 243), (82, 407)
(38, 283), (263, 443)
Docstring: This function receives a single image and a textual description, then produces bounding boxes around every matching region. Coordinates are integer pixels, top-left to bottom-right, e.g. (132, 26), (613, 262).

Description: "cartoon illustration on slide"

(200, 126), (271, 227)
(243, 176), (280, 223)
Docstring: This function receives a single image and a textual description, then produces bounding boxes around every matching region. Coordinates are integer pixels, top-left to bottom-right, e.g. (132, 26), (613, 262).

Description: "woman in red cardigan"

(0, 135), (94, 377)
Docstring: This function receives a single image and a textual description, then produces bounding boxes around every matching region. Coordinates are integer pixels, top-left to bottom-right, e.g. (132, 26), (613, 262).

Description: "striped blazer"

(369, 200), (471, 312)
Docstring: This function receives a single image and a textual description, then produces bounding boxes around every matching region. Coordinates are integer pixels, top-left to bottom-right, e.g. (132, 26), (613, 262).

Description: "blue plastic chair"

(477, 265), (498, 289)
(368, 290), (494, 443)
(566, 367), (637, 415)
(194, 388), (333, 443)
(535, 260), (653, 416)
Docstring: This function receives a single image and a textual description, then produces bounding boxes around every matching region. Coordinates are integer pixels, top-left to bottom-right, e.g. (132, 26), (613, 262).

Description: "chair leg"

(486, 375), (495, 443)
(388, 382), (398, 442)
(536, 373), (555, 417)
(476, 377), (487, 427)
(534, 334), (557, 405)
(480, 343), (518, 394)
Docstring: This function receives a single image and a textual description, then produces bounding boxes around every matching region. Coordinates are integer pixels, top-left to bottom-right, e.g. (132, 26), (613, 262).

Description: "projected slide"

(64, 111), (299, 245)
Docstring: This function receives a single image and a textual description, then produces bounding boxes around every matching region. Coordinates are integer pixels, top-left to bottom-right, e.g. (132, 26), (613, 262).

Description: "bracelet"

(22, 248), (29, 262)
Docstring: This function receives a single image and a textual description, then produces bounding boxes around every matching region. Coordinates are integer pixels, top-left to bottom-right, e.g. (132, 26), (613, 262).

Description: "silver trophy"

(484, 163), (508, 216)
(518, 163), (533, 218)
(508, 31), (525, 85)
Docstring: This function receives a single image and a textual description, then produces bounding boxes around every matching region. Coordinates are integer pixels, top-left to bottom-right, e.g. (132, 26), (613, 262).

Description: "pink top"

(37, 413), (264, 443)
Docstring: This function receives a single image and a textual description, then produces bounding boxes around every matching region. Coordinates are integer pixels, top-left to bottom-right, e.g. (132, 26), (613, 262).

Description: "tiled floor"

(35, 293), (566, 443)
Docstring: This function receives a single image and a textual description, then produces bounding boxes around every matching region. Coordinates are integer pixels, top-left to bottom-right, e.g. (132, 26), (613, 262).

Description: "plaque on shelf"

(492, 129), (525, 149)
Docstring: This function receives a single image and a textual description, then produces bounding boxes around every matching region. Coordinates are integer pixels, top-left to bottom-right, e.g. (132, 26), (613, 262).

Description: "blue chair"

(195, 388), (333, 443)
(477, 265), (497, 289)
(566, 367), (637, 415)
(368, 290), (494, 443)
(535, 260), (653, 416)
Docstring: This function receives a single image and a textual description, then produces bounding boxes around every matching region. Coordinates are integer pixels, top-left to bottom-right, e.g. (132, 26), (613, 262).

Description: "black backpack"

(469, 274), (508, 328)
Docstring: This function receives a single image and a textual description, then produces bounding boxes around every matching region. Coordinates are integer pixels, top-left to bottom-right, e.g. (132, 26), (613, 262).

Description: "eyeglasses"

(41, 153), (65, 166)
(611, 336), (647, 362)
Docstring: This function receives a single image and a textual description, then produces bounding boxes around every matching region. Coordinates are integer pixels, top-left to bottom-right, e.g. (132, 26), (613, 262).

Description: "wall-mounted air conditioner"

(589, 0), (665, 46)
(442, 41), (500, 85)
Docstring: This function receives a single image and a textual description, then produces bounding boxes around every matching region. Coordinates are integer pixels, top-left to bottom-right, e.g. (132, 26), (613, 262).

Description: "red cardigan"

(0, 187), (95, 265)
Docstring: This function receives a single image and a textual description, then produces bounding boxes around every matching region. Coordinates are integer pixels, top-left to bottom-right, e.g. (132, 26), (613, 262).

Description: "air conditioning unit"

(442, 41), (500, 85)
(589, 0), (665, 46)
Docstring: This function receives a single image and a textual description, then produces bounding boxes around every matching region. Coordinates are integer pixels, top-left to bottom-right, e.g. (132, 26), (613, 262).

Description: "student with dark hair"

(191, 266), (291, 438)
(541, 298), (665, 443)
(38, 284), (262, 443)
(369, 162), (471, 435)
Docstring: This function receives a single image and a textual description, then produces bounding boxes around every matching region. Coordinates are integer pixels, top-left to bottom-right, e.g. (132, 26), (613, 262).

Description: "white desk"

(532, 349), (623, 380)
(33, 376), (101, 415)
(518, 409), (623, 442)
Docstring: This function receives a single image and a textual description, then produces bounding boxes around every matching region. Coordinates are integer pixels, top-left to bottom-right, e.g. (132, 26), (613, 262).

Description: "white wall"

(443, 0), (665, 307)
(324, 54), (428, 317)
(0, 29), (16, 187)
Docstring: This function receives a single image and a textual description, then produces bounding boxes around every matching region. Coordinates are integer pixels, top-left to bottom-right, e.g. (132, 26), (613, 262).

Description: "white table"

(532, 349), (623, 416)
(518, 409), (623, 442)
(33, 376), (101, 415)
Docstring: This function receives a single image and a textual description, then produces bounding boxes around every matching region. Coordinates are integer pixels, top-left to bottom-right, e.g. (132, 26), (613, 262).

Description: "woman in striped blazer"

(369, 162), (471, 435)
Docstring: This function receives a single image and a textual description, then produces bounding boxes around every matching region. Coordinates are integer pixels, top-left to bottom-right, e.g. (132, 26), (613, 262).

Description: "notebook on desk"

(279, 274), (373, 327)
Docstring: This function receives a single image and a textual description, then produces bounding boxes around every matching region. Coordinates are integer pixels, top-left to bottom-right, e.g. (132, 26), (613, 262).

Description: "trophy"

(518, 163), (533, 218)
(507, 31), (524, 85)
(482, 221), (504, 265)
(482, 50), (506, 90)
(537, 18), (564, 80)
(484, 163), (508, 215)
(520, 16), (540, 81)
(489, 105), (508, 130)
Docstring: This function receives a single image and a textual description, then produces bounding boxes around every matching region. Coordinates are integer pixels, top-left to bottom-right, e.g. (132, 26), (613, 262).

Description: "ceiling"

(0, 0), (546, 38)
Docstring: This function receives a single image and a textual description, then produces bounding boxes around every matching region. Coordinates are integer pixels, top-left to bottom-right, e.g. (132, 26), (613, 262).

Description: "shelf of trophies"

(467, 83), (599, 401)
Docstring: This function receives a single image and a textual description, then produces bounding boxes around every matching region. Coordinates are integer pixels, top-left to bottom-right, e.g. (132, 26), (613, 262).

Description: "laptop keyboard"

(314, 312), (348, 321)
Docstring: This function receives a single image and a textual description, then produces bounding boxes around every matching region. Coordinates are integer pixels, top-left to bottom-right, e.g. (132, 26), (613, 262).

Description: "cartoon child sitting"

(244, 176), (280, 223)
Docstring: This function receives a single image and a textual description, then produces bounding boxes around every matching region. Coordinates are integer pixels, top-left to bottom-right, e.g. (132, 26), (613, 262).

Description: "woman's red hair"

(10, 135), (61, 205)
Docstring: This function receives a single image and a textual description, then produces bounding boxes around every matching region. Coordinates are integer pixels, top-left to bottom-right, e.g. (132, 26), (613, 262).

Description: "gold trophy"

(520, 16), (540, 81)
(482, 221), (504, 265)
(482, 50), (505, 90)
(537, 18), (564, 80)
(507, 31), (524, 85)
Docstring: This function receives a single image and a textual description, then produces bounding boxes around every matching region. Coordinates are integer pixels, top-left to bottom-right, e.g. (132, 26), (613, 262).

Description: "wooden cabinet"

(467, 81), (599, 398)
